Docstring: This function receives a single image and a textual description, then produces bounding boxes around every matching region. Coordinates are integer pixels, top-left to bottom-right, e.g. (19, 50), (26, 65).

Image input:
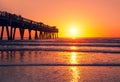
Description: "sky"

(0, 0), (120, 38)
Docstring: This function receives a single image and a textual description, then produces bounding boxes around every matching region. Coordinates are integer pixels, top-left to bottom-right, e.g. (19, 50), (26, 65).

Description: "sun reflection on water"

(70, 67), (80, 82)
(70, 46), (77, 50)
(71, 52), (77, 64)
(70, 51), (80, 82)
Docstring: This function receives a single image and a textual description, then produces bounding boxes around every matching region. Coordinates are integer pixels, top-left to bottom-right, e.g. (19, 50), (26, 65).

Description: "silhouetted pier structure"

(0, 11), (58, 40)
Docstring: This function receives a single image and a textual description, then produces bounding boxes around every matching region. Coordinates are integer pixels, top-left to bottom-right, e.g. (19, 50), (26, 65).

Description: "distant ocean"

(0, 38), (120, 82)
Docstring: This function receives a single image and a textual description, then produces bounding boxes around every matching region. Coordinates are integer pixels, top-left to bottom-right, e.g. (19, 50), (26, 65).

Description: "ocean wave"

(0, 43), (120, 47)
(0, 47), (120, 53)
(1, 63), (120, 66)
(1, 38), (120, 43)
(0, 38), (120, 54)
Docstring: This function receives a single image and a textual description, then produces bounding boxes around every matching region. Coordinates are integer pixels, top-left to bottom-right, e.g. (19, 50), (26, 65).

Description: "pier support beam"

(39, 31), (42, 39)
(44, 32), (47, 39)
(0, 26), (17, 40)
(56, 33), (58, 38)
(0, 26), (4, 40)
(35, 30), (38, 39)
(6, 25), (10, 40)
(28, 29), (31, 40)
(9, 27), (13, 40)
(52, 33), (55, 39)
(19, 28), (25, 40)
(40, 31), (44, 39)
(13, 28), (16, 40)
(49, 33), (51, 39)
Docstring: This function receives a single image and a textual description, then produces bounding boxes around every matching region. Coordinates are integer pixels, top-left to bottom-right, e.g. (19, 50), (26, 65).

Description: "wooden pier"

(0, 11), (58, 40)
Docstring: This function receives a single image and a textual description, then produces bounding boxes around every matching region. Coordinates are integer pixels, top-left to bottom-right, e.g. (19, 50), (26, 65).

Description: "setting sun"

(69, 24), (82, 38)
(70, 28), (78, 36)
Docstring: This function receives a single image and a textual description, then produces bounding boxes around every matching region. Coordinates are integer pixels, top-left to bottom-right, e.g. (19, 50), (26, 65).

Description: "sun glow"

(69, 24), (82, 39)
(70, 28), (78, 36)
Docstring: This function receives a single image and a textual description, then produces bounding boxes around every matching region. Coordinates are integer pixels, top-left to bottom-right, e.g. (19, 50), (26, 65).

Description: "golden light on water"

(71, 52), (77, 64)
(70, 46), (77, 50)
(70, 67), (80, 82)
(70, 52), (80, 82)
(70, 46), (78, 64)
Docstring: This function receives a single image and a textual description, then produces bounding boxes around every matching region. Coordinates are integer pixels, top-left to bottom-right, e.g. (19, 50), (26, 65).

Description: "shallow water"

(0, 38), (120, 82)
(1, 66), (120, 82)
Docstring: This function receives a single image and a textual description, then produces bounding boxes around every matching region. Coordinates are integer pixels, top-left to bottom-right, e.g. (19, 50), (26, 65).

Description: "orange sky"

(0, 0), (120, 38)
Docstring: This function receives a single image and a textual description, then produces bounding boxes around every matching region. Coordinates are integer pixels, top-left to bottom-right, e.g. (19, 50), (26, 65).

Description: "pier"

(0, 11), (58, 40)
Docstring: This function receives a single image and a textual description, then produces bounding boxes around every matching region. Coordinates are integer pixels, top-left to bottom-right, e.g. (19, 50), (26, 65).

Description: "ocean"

(0, 38), (120, 82)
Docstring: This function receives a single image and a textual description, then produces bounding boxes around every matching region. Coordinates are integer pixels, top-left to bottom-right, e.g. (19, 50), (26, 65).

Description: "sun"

(69, 25), (79, 39)
(70, 28), (78, 35)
